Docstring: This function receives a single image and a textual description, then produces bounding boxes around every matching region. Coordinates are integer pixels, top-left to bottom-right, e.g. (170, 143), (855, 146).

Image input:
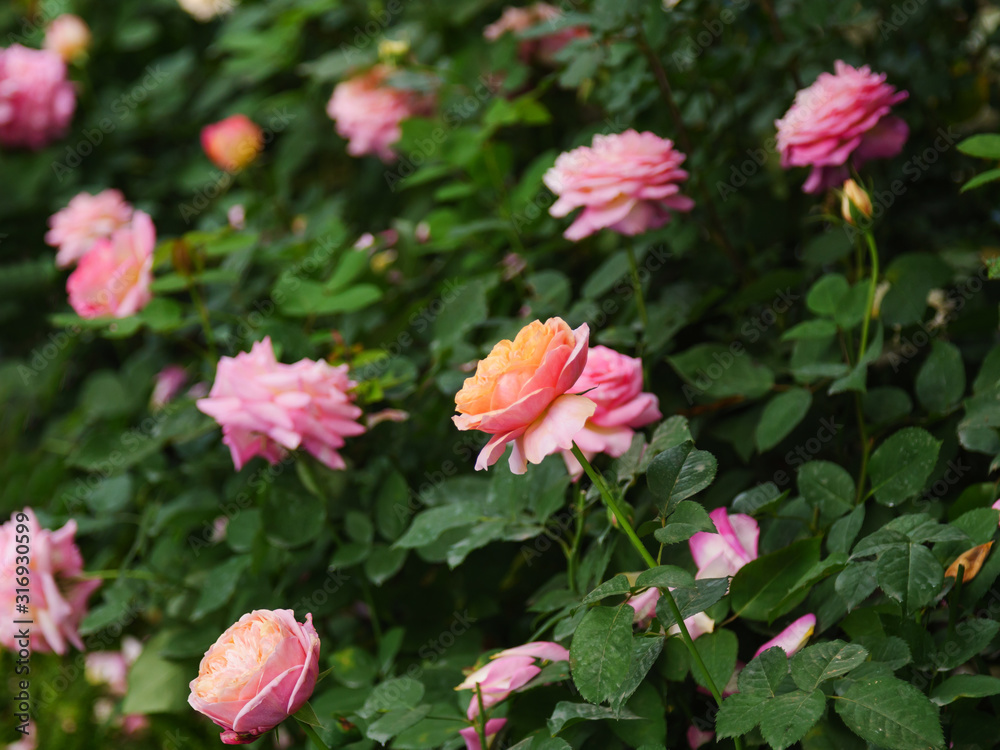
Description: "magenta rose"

(0, 44), (76, 150)
(189, 609), (320, 745)
(776, 60), (908, 193)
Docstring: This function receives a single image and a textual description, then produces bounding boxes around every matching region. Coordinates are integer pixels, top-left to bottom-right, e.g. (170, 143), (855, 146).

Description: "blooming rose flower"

(484, 3), (588, 65)
(189, 609), (320, 745)
(544, 130), (694, 241)
(456, 641), (568, 720)
(46, 189), (134, 268)
(560, 345), (660, 477)
(689, 508), (759, 579)
(177, 0), (236, 21)
(44, 15), (91, 62)
(0, 508), (100, 655)
(775, 61), (908, 193)
(326, 65), (435, 162)
(453, 318), (595, 474)
(753, 614), (816, 658)
(459, 719), (507, 750)
(201, 115), (264, 173)
(625, 587), (714, 639)
(66, 210), (155, 319)
(151, 365), (187, 411)
(197, 337), (366, 471)
(0, 45), (76, 150)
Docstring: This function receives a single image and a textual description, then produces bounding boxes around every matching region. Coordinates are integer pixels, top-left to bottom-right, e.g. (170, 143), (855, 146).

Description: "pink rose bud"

(453, 318), (595, 474)
(0, 45), (76, 150)
(189, 610), (320, 745)
(196, 336), (366, 471)
(46, 189), (134, 268)
(689, 507), (759, 580)
(776, 61), (908, 193)
(66, 210), (156, 319)
(456, 641), (567, 719)
(840, 179), (873, 224)
(561, 345), (661, 478)
(326, 65), (435, 162)
(0, 509), (100, 655)
(459, 718), (507, 750)
(44, 15), (92, 63)
(753, 614), (816, 658)
(545, 130), (694, 241)
(151, 365), (187, 410)
(201, 114), (264, 173)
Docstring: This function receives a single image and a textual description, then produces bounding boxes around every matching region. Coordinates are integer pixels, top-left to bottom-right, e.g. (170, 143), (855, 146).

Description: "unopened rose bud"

(200, 114), (263, 173)
(44, 15), (91, 63)
(171, 239), (192, 276)
(840, 179), (873, 225)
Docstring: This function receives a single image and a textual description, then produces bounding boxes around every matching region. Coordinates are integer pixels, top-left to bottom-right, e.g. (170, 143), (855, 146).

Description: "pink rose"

(44, 15), (91, 63)
(689, 508), (759, 579)
(484, 3), (588, 65)
(0, 45), (76, 150)
(46, 189), (134, 268)
(753, 614), (816, 658)
(459, 718), (507, 750)
(151, 365), (188, 410)
(201, 114), (264, 173)
(326, 65), (435, 162)
(189, 609), (320, 745)
(453, 318), (595, 474)
(561, 345), (661, 477)
(776, 60), (908, 193)
(66, 210), (155, 319)
(544, 129), (694, 241)
(456, 641), (568, 719)
(0, 508), (100, 655)
(196, 337), (366, 471)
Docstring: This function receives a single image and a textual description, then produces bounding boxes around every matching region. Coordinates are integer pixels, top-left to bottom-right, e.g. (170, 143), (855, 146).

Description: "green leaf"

(867, 427), (941, 506)
(806, 274), (849, 317)
(646, 441), (717, 514)
(668, 344), (775, 400)
(364, 544), (407, 586)
(691, 629), (738, 695)
(791, 641), (869, 692)
(798, 461), (855, 516)
(756, 388), (813, 451)
(639, 416), (692, 471)
(876, 543), (944, 613)
(192, 555), (250, 619)
(928, 618), (1000, 670)
(916, 341), (966, 414)
(828, 505), (865, 556)
(634, 565), (696, 591)
(394, 505), (482, 548)
(759, 689), (826, 750)
(329, 645), (378, 688)
(366, 705), (431, 744)
(780, 320), (838, 341)
(716, 692), (768, 737)
(358, 677), (425, 718)
(834, 675), (944, 750)
(264, 489), (326, 548)
(653, 501), (718, 545)
(509, 738), (573, 750)
(930, 674), (1000, 705)
(121, 631), (192, 714)
(547, 701), (640, 735)
(569, 604), (635, 704)
(957, 133), (1000, 159)
(730, 538), (822, 620)
(655, 578), (729, 629)
(864, 387), (913, 425)
(583, 574), (633, 604)
(960, 167), (1000, 192)
(732, 483), (786, 515)
(610, 637), (665, 714)
(738, 647), (789, 697)
(835, 561), (879, 611)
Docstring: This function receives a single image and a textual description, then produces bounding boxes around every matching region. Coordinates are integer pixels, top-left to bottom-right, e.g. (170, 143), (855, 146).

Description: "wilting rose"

(484, 3), (588, 65)
(456, 641), (568, 719)
(44, 15), (91, 63)
(201, 115), (264, 173)
(0, 509), (100, 655)
(326, 65), (435, 162)
(753, 614), (816, 658)
(189, 609), (320, 745)
(0, 45), (76, 150)
(453, 318), (595, 474)
(544, 129), (694, 241)
(46, 189), (134, 268)
(776, 61), (908, 193)
(459, 719), (507, 750)
(561, 345), (660, 477)
(197, 337), (366, 471)
(66, 210), (155, 319)
(177, 0), (236, 21)
(689, 508), (759, 580)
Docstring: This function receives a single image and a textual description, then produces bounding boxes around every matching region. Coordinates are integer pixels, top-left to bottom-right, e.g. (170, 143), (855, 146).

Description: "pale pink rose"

(457, 641), (567, 720)
(202, 114), (264, 173)
(753, 614), (816, 658)
(66, 210), (155, 319)
(196, 337), (366, 471)
(544, 130), (694, 241)
(189, 609), (320, 745)
(459, 718), (507, 750)
(687, 725), (714, 749)
(0, 508), (100, 655)
(86, 636), (143, 696)
(776, 60), (909, 193)
(484, 3), (588, 65)
(44, 15), (91, 63)
(0, 45), (76, 150)
(453, 318), (595, 474)
(689, 508), (759, 579)
(326, 65), (435, 162)
(46, 189), (134, 268)
(625, 587), (714, 638)
(151, 365), (187, 410)
(561, 345), (661, 477)
(9, 721), (36, 750)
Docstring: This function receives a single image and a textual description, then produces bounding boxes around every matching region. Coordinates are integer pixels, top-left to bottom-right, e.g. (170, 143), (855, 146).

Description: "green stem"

(296, 717), (331, 750)
(189, 284), (218, 364)
(626, 243), (649, 342)
(567, 488), (587, 594)
(569, 443), (730, 718)
(475, 686), (489, 749)
(856, 232), (879, 363)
